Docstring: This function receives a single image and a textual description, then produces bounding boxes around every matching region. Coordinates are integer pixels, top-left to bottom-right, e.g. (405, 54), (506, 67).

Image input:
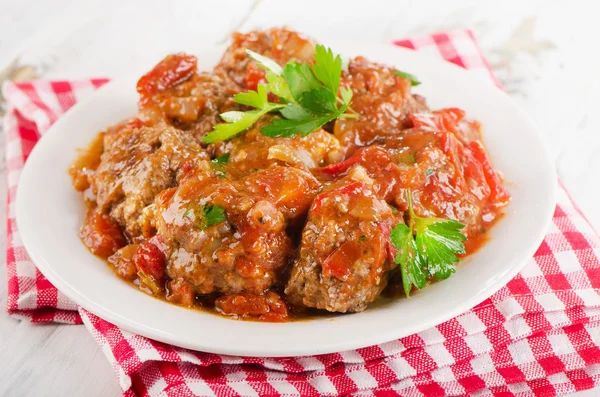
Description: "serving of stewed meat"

(70, 27), (510, 322)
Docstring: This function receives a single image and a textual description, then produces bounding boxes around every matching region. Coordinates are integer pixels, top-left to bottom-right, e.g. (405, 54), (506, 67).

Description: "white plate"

(16, 41), (556, 357)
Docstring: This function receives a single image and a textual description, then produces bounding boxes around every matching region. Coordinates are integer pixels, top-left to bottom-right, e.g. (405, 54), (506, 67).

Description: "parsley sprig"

(203, 45), (357, 143)
(390, 189), (466, 297)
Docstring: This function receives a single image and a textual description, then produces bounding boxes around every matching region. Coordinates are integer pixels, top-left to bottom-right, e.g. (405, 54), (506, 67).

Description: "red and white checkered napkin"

(4, 30), (600, 397)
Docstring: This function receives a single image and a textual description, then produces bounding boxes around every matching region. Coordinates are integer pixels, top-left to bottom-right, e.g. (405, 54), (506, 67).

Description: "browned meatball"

(334, 57), (428, 152)
(155, 163), (320, 298)
(216, 27), (315, 89)
(285, 167), (402, 313)
(91, 121), (207, 240)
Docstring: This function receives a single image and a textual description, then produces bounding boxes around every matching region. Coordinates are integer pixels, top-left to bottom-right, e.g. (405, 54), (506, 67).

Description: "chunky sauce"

(70, 28), (510, 322)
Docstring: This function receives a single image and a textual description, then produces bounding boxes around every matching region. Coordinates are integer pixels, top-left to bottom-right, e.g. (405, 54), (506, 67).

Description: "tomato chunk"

(133, 240), (166, 285)
(80, 209), (126, 258)
(244, 63), (266, 91)
(137, 53), (197, 103)
(322, 240), (363, 279)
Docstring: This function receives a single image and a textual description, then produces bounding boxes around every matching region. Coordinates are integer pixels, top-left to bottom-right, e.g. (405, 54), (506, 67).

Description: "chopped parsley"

(183, 204), (226, 230)
(390, 189), (466, 297)
(203, 205), (226, 228)
(211, 153), (230, 178)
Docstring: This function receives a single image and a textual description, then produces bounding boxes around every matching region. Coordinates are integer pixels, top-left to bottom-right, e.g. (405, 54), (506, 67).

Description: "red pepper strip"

(134, 240), (166, 284)
(316, 151), (365, 175)
(467, 141), (511, 204)
(322, 240), (363, 279)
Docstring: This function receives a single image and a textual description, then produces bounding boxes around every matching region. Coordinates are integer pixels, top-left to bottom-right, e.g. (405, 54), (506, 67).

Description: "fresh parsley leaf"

(339, 86), (353, 105)
(211, 153), (231, 164)
(203, 109), (266, 144)
(426, 168), (433, 176)
(390, 189), (466, 297)
(211, 153), (230, 178)
(202, 85), (283, 143)
(298, 88), (338, 114)
(261, 112), (337, 138)
(312, 44), (342, 95)
(246, 49), (284, 75)
(415, 218), (466, 280)
(392, 70), (421, 86)
(234, 86), (269, 108)
(279, 103), (313, 120)
(245, 50), (293, 101)
(203, 205), (226, 228)
(283, 62), (323, 103)
(265, 71), (293, 102)
(212, 152), (230, 164)
(389, 204), (399, 214)
(391, 224), (428, 297)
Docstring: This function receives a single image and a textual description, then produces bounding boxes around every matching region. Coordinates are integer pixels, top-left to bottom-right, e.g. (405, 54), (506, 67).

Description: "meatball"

(285, 167), (402, 313)
(136, 53), (242, 139)
(333, 56), (429, 152)
(216, 27), (315, 89)
(154, 163), (320, 298)
(211, 116), (345, 179)
(91, 121), (207, 239)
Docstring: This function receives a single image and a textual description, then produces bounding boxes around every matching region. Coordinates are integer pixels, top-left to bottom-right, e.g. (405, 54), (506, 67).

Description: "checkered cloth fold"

(4, 30), (600, 397)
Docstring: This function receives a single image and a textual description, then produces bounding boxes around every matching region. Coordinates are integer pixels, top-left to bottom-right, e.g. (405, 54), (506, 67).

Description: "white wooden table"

(1, 1), (599, 395)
